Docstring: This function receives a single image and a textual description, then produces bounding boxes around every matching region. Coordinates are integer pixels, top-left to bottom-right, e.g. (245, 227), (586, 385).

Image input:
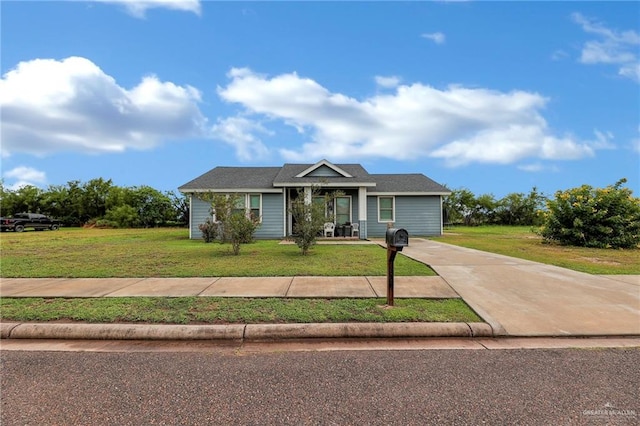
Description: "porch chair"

(323, 222), (335, 237)
(351, 223), (359, 238)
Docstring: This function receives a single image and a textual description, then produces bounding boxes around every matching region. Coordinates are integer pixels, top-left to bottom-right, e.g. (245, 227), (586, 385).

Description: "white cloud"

(3, 166), (47, 189)
(216, 68), (599, 166)
(0, 56), (207, 157)
(619, 63), (640, 82)
(4, 166), (46, 183)
(421, 32), (446, 44)
(210, 116), (271, 161)
(517, 163), (544, 173)
(517, 163), (560, 173)
(375, 75), (401, 89)
(94, 0), (201, 18)
(572, 12), (640, 83)
(429, 126), (593, 167)
(590, 129), (616, 150)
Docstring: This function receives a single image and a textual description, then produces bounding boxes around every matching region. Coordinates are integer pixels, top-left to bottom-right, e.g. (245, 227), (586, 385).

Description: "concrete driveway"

(401, 239), (640, 337)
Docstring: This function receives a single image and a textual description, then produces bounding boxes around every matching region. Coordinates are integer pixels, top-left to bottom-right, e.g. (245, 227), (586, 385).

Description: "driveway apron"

(401, 239), (640, 337)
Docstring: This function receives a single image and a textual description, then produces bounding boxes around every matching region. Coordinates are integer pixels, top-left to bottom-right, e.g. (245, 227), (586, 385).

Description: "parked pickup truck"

(0, 213), (62, 232)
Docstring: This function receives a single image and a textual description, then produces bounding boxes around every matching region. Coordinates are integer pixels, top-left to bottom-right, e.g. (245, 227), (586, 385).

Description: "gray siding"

(366, 196), (386, 237)
(190, 193), (284, 240)
(366, 196), (442, 237)
(190, 196), (213, 239)
(255, 193), (284, 239)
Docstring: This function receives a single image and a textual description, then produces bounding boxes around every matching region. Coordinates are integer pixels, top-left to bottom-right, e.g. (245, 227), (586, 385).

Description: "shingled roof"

(369, 174), (450, 194)
(179, 162), (450, 195)
(178, 167), (282, 192)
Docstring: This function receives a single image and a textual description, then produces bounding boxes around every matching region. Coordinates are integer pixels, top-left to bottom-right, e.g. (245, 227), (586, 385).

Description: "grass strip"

(0, 297), (481, 324)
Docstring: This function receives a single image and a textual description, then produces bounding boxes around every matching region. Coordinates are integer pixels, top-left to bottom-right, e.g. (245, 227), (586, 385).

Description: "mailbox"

(385, 228), (408, 306)
(386, 228), (409, 250)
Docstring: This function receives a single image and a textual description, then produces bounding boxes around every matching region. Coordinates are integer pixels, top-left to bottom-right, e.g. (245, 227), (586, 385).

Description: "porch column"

(283, 189), (288, 237)
(304, 187), (312, 204)
(358, 186), (367, 239)
(188, 194), (193, 239)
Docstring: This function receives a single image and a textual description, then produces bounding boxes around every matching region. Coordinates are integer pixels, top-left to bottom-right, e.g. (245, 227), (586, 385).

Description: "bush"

(92, 219), (119, 229)
(104, 205), (141, 228)
(538, 179), (640, 248)
(198, 218), (219, 243)
(227, 213), (260, 255)
(198, 193), (261, 254)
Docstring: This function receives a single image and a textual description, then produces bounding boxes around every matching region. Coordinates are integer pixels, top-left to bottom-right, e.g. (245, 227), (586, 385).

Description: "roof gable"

(273, 162), (376, 187)
(295, 159), (353, 178)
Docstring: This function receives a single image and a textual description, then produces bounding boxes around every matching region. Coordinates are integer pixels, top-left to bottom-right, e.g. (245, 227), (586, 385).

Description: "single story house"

(179, 159), (451, 240)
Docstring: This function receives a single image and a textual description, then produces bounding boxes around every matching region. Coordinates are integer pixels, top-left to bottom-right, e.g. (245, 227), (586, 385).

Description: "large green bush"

(200, 193), (260, 255)
(539, 179), (640, 248)
(104, 205), (141, 228)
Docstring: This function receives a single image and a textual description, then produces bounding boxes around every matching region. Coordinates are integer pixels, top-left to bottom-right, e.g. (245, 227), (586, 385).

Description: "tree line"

(0, 178), (188, 228)
(1, 177), (637, 249)
(445, 180), (639, 249)
(443, 187), (546, 227)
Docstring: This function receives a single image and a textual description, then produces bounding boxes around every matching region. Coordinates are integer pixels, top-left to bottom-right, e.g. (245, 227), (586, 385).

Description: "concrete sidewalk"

(0, 276), (457, 299)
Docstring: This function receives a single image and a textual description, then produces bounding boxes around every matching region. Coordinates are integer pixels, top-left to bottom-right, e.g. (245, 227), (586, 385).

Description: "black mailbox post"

(385, 228), (409, 306)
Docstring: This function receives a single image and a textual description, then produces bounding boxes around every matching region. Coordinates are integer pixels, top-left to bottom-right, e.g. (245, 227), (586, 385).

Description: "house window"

(232, 196), (245, 216)
(378, 196), (395, 222)
(249, 194), (261, 220)
(232, 194), (262, 221)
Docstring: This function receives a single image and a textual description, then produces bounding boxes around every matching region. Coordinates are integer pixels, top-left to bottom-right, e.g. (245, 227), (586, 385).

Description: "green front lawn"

(433, 226), (639, 275)
(0, 228), (435, 278)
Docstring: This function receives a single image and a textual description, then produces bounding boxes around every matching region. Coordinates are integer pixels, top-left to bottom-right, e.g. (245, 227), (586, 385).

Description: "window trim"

(248, 194), (262, 222)
(214, 193), (262, 223)
(377, 196), (395, 223)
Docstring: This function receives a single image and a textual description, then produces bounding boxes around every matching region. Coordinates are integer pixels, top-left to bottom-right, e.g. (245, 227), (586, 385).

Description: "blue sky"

(1, 1), (639, 198)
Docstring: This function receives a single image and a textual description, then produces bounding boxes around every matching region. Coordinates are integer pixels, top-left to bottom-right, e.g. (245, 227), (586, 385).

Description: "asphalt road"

(2, 347), (638, 425)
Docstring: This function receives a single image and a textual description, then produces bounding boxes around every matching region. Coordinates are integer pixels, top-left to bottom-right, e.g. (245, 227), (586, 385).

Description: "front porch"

(285, 186), (369, 240)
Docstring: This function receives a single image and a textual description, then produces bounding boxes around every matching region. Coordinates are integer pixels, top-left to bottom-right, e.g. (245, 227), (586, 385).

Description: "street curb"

(1, 322), (245, 341)
(1, 322), (493, 341)
(244, 322), (493, 340)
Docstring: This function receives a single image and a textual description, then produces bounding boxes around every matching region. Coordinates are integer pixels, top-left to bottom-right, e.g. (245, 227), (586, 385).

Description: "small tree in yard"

(199, 193), (260, 254)
(538, 179), (640, 249)
(207, 193), (238, 243)
(289, 186), (341, 255)
(227, 212), (260, 255)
